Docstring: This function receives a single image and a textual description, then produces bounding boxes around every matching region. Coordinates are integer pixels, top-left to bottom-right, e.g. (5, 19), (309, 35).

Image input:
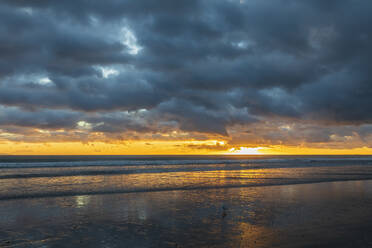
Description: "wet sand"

(1, 180), (372, 247)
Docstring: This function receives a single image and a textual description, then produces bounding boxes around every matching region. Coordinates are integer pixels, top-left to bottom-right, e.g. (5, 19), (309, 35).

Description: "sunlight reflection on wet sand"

(1, 180), (372, 247)
(2, 165), (372, 200)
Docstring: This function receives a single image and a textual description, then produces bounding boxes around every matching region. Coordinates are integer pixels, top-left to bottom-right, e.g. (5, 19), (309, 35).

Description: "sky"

(1, 0), (372, 155)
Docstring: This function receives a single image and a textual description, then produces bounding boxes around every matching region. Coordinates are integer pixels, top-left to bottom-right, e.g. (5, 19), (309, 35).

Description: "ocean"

(1, 155), (372, 200)
(1, 155), (372, 247)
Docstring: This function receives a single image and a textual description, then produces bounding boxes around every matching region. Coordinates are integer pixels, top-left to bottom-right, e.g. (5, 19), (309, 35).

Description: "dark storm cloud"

(0, 107), (80, 129)
(1, 0), (372, 140)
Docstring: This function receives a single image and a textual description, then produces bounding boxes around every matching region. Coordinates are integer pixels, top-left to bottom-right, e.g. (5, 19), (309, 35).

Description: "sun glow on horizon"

(225, 147), (266, 155)
(1, 140), (372, 155)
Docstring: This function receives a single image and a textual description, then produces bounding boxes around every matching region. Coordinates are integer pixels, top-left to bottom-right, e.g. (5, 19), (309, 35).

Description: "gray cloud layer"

(1, 0), (372, 147)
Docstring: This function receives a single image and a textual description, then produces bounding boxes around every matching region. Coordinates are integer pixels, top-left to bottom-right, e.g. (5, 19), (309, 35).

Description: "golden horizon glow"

(1, 141), (372, 155)
(225, 147), (266, 155)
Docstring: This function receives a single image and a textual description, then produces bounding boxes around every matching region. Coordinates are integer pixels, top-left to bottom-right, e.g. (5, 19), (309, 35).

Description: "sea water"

(1, 155), (372, 200)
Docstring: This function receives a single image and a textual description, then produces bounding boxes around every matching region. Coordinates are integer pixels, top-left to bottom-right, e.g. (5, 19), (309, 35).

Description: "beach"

(2, 0), (372, 246)
(1, 156), (372, 247)
(1, 180), (372, 247)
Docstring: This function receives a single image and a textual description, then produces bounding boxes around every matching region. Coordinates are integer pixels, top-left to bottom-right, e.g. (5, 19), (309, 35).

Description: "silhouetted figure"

(222, 205), (228, 218)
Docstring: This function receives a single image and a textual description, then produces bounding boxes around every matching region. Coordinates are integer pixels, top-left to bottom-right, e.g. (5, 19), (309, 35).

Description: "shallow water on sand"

(1, 180), (372, 247)
(1, 156), (372, 247)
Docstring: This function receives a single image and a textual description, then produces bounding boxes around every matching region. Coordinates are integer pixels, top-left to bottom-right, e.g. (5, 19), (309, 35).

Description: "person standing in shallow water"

(222, 205), (228, 218)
